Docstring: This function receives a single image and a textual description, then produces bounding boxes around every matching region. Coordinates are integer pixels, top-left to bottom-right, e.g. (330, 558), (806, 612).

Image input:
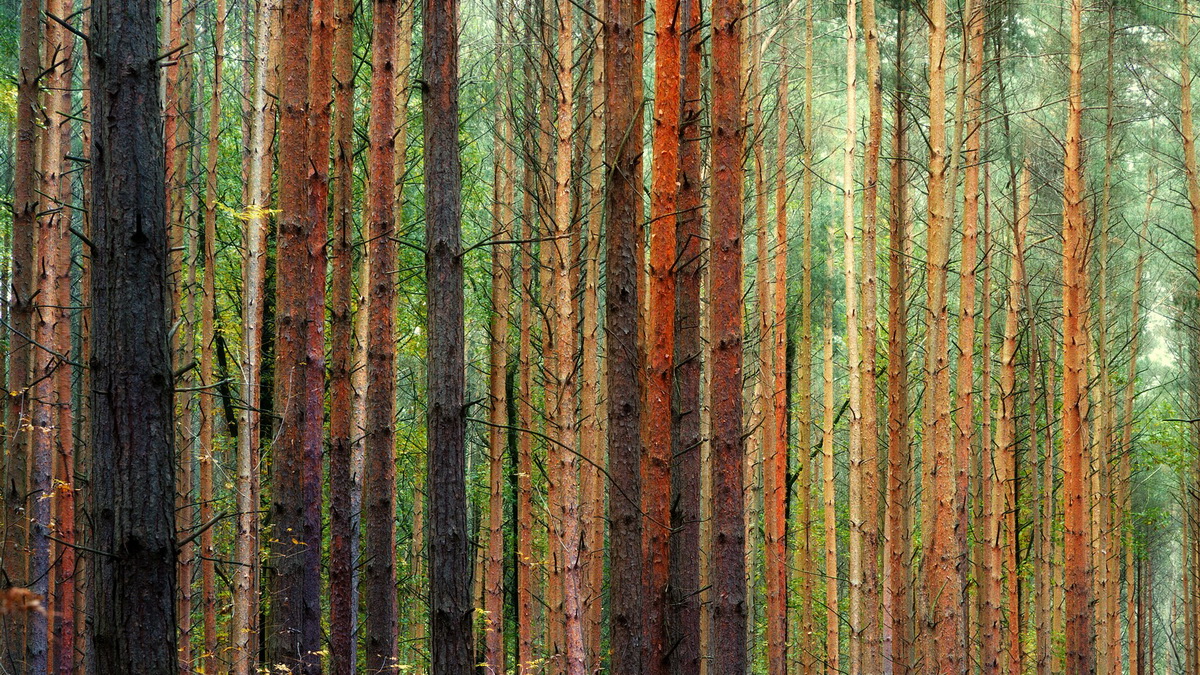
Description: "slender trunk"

(2, 0), (39, 665)
(859, 0), (882, 666)
(646, 0), (680, 668)
(29, 2), (68, 666)
(670, 0), (704, 669)
(550, 2), (586, 671)
(605, 0), (646, 669)
(49, 4), (77, 671)
(199, 1), (227, 666)
(882, 8), (911, 673)
(364, 0), (399, 667)
(796, 3), (816, 671)
(951, 4), (982, 668)
(711, 0), (747, 670)
(327, 0), (356, 665)
(923, 0), (958, 666)
(269, 0), (323, 665)
(841, 2), (865, 669)
(580, 2), (607, 666)
(423, 0), (472, 668)
(1122, 170), (1154, 675)
(88, 0), (177, 667)
(822, 229), (838, 675)
(232, 0), (275, 669)
(484, 2), (513, 671)
(1062, 0), (1093, 667)
(767, 14), (790, 675)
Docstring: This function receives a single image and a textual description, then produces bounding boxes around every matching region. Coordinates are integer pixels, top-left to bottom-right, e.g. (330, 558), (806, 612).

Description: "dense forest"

(0, 0), (1198, 672)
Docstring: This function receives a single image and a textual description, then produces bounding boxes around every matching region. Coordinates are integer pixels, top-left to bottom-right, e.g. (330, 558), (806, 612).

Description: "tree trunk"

(822, 228), (838, 675)
(88, 0), (177, 668)
(669, 0), (703, 669)
(922, 0), (959, 666)
(797, 3), (817, 670)
(1062, 0), (1093, 667)
(551, 1), (586, 671)
(951, 1), (983, 668)
(882, 7), (911, 672)
(711, 0), (747, 671)
(199, 1), (227, 665)
(423, 0), (472, 668)
(646, 0), (680, 668)
(605, 0), (646, 670)
(327, 0), (356, 665)
(859, 0), (882, 666)
(269, 0), (323, 666)
(484, 2), (514, 672)
(364, 0), (399, 668)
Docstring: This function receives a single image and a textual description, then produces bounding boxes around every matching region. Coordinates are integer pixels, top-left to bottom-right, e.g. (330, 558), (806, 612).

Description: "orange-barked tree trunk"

(1062, 0), (1094, 668)
(711, 0), (747, 669)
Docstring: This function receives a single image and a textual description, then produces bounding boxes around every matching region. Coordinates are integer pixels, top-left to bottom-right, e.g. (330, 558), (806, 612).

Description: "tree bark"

(423, 0), (472, 669)
(605, 0), (646, 670)
(646, 0), (681, 668)
(327, 0), (356, 666)
(1062, 0), (1093, 668)
(269, 0), (323, 666)
(88, 0), (177, 668)
(882, 7), (911, 673)
(365, 0), (399, 668)
(711, 0), (747, 670)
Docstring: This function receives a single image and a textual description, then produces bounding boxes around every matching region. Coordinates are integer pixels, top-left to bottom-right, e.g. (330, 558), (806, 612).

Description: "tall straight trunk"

(233, 0), (275, 670)
(3, 0), (39, 663)
(988, 161), (1029, 673)
(766, 15), (790, 675)
(670, 0), (704, 669)
(28, 2), (68, 666)
(1095, 11), (1119, 671)
(551, 1), (586, 671)
(1182, 7), (1200, 584)
(48, 5), (76, 671)
(922, 0), (958, 666)
(171, 4), (198, 668)
(269, 0), (323, 666)
(1062, 0), (1093, 667)
(796, 3), (817, 670)
(822, 230), (838, 675)
(364, 0), (399, 667)
(199, 1), (227, 666)
(1121, 172), (1153, 673)
(423, 0), (471, 668)
(710, 0), (746, 670)
(646, 0), (681, 668)
(882, 8), (911, 673)
(604, 0), (646, 669)
(581, 2), (606, 665)
(88, 0), (177, 667)
(327, 0), (356, 665)
(859, 0), (882, 667)
(974, 158), (993, 671)
(516, 39), (538, 668)
(484, 1), (514, 671)
(952, 2), (982, 668)
(841, 2), (865, 669)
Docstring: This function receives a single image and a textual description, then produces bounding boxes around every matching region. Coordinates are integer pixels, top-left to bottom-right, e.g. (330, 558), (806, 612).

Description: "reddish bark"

(711, 0), (747, 670)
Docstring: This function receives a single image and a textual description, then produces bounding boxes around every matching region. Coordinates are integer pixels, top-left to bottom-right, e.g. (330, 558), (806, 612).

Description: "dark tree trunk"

(604, 0), (646, 671)
(423, 0), (472, 670)
(668, 0), (703, 670)
(88, 0), (177, 670)
(269, 0), (323, 669)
